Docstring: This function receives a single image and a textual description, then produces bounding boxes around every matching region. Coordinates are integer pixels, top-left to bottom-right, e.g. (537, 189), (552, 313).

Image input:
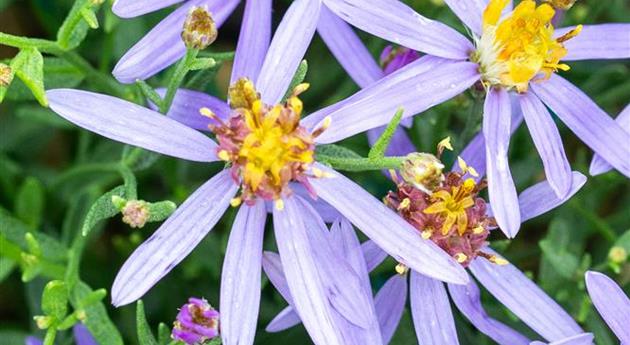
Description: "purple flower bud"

(172, 298), (220, 344)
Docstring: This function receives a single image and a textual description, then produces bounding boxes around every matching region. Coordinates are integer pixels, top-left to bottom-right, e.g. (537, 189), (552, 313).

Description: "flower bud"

(181, 6), (217, 50)
(0, 63), (12, 87)
(608, 246), (627, 264)
(400, 152), (445, 193)
(121, 200), (149, 228)
(172, 298), (220, 345)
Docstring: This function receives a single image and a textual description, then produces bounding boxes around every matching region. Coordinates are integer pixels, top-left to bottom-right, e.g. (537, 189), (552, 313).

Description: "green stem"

(160, 49), (198, 113)
(317, 155), (405, 172)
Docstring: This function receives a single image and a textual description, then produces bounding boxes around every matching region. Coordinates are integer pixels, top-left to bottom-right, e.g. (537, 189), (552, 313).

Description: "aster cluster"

(2, 0), (629, 345)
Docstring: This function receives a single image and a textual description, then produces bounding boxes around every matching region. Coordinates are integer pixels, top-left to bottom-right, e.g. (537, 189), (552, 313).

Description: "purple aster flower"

(310, 0), (630, 238)
(172, 297), (220, 344)
(585, 271), (630, 343)
(25, 324), (97, 345)
(266, 149), (589, 344)
(110, 0), (240, 83)
(46, 1), (470, 344)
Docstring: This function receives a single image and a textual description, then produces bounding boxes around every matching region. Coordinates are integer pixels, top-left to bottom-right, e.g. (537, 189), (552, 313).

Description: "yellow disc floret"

(474, 0), (582, 92)
(210, 78), (316, 203)
(423, 178), (476, 236)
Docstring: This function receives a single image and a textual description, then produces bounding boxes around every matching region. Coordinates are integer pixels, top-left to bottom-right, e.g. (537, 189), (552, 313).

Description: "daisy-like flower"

(46, 1), (468, 344)
(26, 324), (97, 345)
(309, 0), (630, 238)
(265, 148), (590, 344)
(110, 0), (241, 83)
(584, 271), (630, 344)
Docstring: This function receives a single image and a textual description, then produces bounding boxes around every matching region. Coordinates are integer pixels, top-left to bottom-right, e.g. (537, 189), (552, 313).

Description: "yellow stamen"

(398, 198), (411, 210)
(395, 263), (408, 275)
(230, 197), (242, 207)
(455, 253), (468, 263)
(437, 136), (453, 152)
(421, 229), (433, 240)
(218, 150), (230, 161)
(200, 107), (216, 119)
(274, 199), (285, 211)
(489, 255), (509, 265)
(473, 225), (485, 234)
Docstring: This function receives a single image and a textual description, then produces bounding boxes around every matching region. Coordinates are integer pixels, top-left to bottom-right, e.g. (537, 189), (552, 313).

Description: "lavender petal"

(469, 248), (584, 341)
(151, 88), (230, 131)
(266, 306), (301, 333)
(230, 0), (272, 84)
(483, 88), (521, 238)
(556, 24), (630, 61)
(272, 197), (344, 345)
(111, 170), (237, 306)
(323, 0), (474, 59)
(519, 92), (572, 198)
(262, 251), (294, 305)
(112, 0), (240, 83)
(585, 271), (630, 343)
(112, 0), (183, 18)
(531, 75), (630, 178)
(305, 57), (480, 144)
(220, 200), (266, 345)
(47, 89), (218, 162)
(590, 104), (630, 175)
(318, 5), (382, 88)
(518, 171), (586, 223)
(531, 333), (594, 345)
(310, 164), (469, 284)
(448, 280), (530, 345)
(361, 240), (389, 272)
(25, 337), (43, 345)
(374, 274), (407, 344)
(256, 0), (322, 104)
(73, 324), (98, 345)
(410, 272), (459, 344)
(443, 0), (487, 35)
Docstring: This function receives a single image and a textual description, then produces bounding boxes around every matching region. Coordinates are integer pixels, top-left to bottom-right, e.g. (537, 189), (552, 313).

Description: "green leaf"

(42, 57), (85, 89)
(0, 257), (16, 282)
(12, 48), (47, 106)
(80, 8), (99, 29)
(188, 57), (216, 71)
(315, 144), (362, 159)
(157, 323), (171, 345)
(15, 177), (45, 228)
(42, 280), (68, 320)
(147, 201), (177, 223)
(72, 282), (124, 345)
(81, 185), (127, 236)
(57, 0), (101, 50)
(136, 300), (158, 345)
(282, 59), (308, 102)
(368, 107), (404, 160)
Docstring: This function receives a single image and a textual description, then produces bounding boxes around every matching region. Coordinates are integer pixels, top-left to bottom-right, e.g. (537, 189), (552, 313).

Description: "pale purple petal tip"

(151, 88), (230, 131)
(483, 89), (521, 238)
(518, 171), (586, 223)
(113, 0), (239, 83)
(531, 332), (594, 345)
(361, 240), (388, 272)
(310, 164), (469, 284)
(374, 274), (407, 344)
(556, 24), (630, 61)
(448, 280), (530, 345)
(73, 324), (98, 345)
(469, 249), (584, 342)
(589, 104), (630, 176)
(265, 306), (301, 333)
(231, 0), (272, 84)
(256, 0), (322, 104)
(531, 75), (630, 178)
(585, 271), (630, 343)
(112, 0), (183, 18)
(324, 0), (474, 60)
(47, 89), (219, 162)
(112, 171), (237, 306)
(410, 272), (459, 345)
(220, 200), (266, 345)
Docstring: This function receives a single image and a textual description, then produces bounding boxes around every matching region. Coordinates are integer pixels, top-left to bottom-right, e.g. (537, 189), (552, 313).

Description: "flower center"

(473, 0), (582, 92)
(385, 147), (504, 267)
(207, 78), (316, 204)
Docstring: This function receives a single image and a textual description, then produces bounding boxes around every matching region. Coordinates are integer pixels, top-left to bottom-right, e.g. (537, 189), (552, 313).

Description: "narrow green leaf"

(81, 186), (126, 236)
(136, 300), (158, 345)
(282, 59), (308, 102)
(42, 280), (68, 320)
(147, 201), (177, 223)
(15, 176), (45, 228)
(136, 80), (164, 109)
(188, 57), (216, 71)
(157, 323), (171, 345)
(72, 282), (124, 345)
(368, 107), (404, 160)
(12, 48), (47, 106)
(315, 144), (362, 159)
(80, 8), (99, 29)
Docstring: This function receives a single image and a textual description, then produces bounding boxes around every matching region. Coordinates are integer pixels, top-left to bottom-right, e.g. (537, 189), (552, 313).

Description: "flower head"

(474, 0), (582, 92)
(182, 6), (218, 50)
(208, 78), (316, 204)
(172, 297), (220, 345)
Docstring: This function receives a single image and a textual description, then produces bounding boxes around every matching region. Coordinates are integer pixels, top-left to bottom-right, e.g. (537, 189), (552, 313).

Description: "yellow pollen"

(476, 0), (581, 92)
(457, 156), (480, 177)
(489, 255), (509, 265)
(274, 199), (285, 211)
(455, 253), (468, 263)
(424, 180), (477, 235)
(398, 198), (411, 210)
(199, 107), (216, 119)
(230, 197), (242, 207)
(473, 225), (485, 234)
(437, 136), (453, 152)
(218, 150), (230, 161)
(395, 263), (408, 275)
(421, 229), (433, 240)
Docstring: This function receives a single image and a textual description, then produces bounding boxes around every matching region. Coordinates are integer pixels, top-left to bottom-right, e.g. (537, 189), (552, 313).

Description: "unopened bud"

(608, 246), (627, 264)
(121, 200), (149, 228)
(544, 0), (578, 10)
(34, 315), (53, 329)
(0, 63), (12, 87)
(400, 153), (445, 193)
(182, 6), (217, 50)
(172, 297), (220, 345)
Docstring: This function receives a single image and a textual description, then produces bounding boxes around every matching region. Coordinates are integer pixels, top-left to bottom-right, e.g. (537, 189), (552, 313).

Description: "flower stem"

(160, 48), (198, 113)
(317, 154), (405, 172)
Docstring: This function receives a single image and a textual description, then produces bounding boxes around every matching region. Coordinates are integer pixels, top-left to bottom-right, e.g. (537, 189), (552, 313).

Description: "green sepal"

(12, 47), (47, 106)
(42, 280), (69, 320)
(147, 201), (177, 223)
(80, 8), (99, 29)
